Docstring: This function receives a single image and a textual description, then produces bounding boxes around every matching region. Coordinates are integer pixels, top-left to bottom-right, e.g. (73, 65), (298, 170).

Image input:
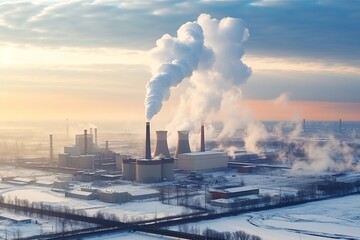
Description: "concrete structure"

(75, 132), (94, 154)
(175, 131), (191, 158)
(178, 151), (228, 171)
(209, 186), (260, 200)
(64, 146), (81, 156)
(161, 158), (175, 180)
(98, 190), (129, 203)
(58, 153), (69, 167)
(65, 190), (96, 200)
(136, 159), (162, 183)
(145, 122), (151, 159)
(122, 158), (136, 181)
(129, 189), (160, 200)
(0, 213), (31, 223)
(210, 195), (263, 208)
(154, 131), (171, 158)
(115, 154), (131, 171)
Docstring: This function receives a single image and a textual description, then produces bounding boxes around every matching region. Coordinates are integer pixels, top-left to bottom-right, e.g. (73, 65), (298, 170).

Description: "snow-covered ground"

(173, 194), (360, 240)
(82, 195), (360, 239)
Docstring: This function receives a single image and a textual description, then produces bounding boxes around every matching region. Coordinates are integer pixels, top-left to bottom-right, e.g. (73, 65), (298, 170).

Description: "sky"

(1, 0), (360, 125)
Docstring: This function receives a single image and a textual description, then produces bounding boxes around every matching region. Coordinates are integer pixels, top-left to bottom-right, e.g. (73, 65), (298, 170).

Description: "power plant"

(174, 131), (191, 158)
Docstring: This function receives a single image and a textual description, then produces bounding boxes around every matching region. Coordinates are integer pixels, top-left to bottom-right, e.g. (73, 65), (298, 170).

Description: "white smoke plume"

(292, 135), (356, 172)
(145, 18), (213, 121)
(145, 14), (251, 126)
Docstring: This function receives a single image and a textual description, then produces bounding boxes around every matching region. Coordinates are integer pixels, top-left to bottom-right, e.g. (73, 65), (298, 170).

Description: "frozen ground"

(173, 194), (360, 240)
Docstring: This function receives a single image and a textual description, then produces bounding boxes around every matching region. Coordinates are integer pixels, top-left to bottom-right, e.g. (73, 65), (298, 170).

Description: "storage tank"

(136, 159), (162, 183)
(175, 131), (191, 158)
(154, 131), (171, 158)
(122, 158), (136, 181)
(161, 158), (174, 181)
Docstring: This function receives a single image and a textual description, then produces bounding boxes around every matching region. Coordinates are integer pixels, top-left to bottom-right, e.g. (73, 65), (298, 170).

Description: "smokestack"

(175, 131), (191, 158)
(200, 125), (205, 152)
(105, 140), (109, 151)
(303, 119), (306, 132)
(145, 122), (152, 159)
(84, 130), (88, 155)
(49, 134), (53, 162)
(339, 118), (342, 133)
(154, 131), (171, 158)
(94, 128), (98, 147)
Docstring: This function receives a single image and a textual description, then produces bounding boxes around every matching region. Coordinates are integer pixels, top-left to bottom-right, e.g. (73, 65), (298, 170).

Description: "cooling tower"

(154, 131), (171, 158)
(145, 122), (152, 159)
(175, 131), (191, 158)
(200, 125), (205, 152)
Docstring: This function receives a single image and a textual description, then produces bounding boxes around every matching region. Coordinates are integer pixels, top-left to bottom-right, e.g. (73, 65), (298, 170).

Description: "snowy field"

(173, 194), (360, 240)
(82, 195), (360, 239)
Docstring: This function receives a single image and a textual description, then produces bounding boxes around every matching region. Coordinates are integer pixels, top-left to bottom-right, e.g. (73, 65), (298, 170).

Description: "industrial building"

(178, 151), (228, 171)
(209, 186), (260, 200)
(121, 122), (175, 183)
(65, 190), (97, 200)
(97, 190), (129, 203)
(59, 129), (117, 171)
(209, 186), (261, 208)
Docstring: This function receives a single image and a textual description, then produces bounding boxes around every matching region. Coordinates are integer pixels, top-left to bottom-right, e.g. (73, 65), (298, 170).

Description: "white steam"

(145, 18), (213, 121)
(145, 13), (251, 123)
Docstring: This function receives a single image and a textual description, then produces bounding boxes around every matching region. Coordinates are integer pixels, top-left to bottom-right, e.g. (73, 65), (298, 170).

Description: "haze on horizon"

(1, 0), (360, 125)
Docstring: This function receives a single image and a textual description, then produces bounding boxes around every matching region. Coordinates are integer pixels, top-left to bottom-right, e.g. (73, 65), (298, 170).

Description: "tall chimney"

(303, 119), (306, 132)
(200, 125), (205, 152)
(105, 140), (109, 151)
(49, 134), (53, 162)
(175, 131), (191, 158)
(145, 122), (152, 159)
(154, 131), (171, 158)
(339, 118), (342, 133)
(94, 128), (98, 147)
(84, 130), (88, 155)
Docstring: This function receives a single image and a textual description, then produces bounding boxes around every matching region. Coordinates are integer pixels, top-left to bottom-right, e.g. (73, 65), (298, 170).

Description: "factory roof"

(0, 213), (32, 223)
(180, 151), (225, 156)
(210, 186), (259, 193)
(211, 194), (261, 203)
(67, 190), (94, 197)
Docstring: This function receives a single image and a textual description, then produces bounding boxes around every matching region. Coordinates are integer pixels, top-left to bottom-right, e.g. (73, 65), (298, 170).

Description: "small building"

(128, 189), (160, 200)
(0, 213), (32, 223)
(97, 190), (129, 203)
(6, 177), (35, 185)
(209, 186), (259, 200)
(53, 181), (71, 190)
(178, 151), (228, 171)
(65, 190), (96, 200)
(35, 180), (54, 187)
(210, 195), (263, 208)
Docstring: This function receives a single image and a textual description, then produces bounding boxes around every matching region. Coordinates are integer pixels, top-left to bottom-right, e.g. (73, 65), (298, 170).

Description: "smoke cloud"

(145, 14), (251, 123)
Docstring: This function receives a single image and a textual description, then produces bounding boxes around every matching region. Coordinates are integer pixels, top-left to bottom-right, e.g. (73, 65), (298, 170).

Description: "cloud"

(273, 92), (289, 108)
(0, 0), (359, 65)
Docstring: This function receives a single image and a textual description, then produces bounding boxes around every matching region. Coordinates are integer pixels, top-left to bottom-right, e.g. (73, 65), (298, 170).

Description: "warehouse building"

(178, 151), (228, 171)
